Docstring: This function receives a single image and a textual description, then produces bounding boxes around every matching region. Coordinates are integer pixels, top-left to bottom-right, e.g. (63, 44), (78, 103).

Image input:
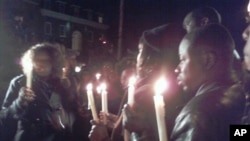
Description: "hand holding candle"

(86, 83), (99, 121)
(154, 77), (168, 141)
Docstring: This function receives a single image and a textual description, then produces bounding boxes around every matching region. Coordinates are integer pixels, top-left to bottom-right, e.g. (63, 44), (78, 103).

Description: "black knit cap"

(141, 23), (185, 53)
(140, 23), (185, 67)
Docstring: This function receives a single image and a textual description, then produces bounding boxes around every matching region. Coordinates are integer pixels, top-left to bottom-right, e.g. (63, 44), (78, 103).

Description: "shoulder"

(9, 74), (25, 87)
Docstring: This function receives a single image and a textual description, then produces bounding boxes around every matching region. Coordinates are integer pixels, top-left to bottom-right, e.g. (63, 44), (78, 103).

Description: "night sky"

(93, 0), (249, 58)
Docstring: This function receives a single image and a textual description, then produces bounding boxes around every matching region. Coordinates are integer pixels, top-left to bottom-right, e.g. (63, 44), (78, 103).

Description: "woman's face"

(33, 52), (52, 78)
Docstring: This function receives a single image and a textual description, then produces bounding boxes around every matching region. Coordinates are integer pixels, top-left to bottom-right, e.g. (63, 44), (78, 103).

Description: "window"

(44, 22), (52, 35)
(98, 16), (103, 23)
(59, 25), (66, 37)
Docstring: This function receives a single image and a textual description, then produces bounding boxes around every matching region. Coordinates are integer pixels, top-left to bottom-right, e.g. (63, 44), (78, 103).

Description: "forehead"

(179, 38), (192, 55)
(244, 36), (250, 52)
(183, 12), (194, 24)
(34, 52), (51, 60)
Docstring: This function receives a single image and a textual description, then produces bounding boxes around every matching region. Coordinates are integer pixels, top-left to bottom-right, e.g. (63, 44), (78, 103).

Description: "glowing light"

(75, 66), (81, 73)
(154, 77), (168, 141)
(100, 83), (107, 91)
(154, 77), (168, 96)
(21, 50), (33, 88)
(86, 83), (93, 90)
(96, 73), (101, 80)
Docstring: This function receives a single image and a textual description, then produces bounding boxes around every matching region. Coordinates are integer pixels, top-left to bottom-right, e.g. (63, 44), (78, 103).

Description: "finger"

(90, 119), (101, 125)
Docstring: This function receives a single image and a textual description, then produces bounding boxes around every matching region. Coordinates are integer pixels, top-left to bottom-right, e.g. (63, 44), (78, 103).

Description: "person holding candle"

(1, 43), (84, 141)
(89, 23), (185, 141)
(121, 23), (185, 141)
(171, 24), (245, 141)
(88, 61), (136, 141)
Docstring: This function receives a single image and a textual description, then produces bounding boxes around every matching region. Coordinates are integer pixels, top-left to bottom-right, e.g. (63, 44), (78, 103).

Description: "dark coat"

(171, 81), (245, 141)
(1, 74), (80, 141)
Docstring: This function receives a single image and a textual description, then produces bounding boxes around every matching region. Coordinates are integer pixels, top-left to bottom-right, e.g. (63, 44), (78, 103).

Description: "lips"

(176, 76), (183, 86)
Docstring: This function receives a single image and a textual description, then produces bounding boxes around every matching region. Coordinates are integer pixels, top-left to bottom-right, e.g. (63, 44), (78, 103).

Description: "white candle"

(128, 76), (136, 106)
(86, 83), (98, 121)
(154, 77), (168, 141)
(124, 76), (136, 141)
(100, 83), (108, 124)
(26, 65), (33, 88)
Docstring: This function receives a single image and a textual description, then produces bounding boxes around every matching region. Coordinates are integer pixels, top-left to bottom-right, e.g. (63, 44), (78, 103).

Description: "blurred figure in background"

(88, 23), (185, 141)
(1, 43), (84, 141)
(183, 6), (243, 88)
(183, 6), (221, 33)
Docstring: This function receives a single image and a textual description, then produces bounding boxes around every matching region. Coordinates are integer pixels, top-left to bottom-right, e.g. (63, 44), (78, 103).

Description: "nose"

(242, 25), (250, 41)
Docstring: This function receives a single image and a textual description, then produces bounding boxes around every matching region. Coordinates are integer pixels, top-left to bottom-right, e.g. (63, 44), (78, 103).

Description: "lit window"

(98, 16), (103, 23)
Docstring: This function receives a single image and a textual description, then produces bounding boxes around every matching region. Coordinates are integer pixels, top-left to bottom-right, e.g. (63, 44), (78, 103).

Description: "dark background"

(93, 0), (249, 57)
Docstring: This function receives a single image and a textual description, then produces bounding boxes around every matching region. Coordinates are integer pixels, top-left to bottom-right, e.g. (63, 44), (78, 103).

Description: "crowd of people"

(1, 3), (250, 141)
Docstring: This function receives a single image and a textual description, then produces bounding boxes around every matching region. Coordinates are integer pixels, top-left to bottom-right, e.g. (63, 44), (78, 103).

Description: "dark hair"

(187, 24), (235, 70)
(191, 6), (221, 24)
(21, 43), (63, 79)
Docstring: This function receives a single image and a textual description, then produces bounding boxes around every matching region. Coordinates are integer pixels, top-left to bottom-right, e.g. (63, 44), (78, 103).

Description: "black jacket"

(1, 74), (79, 141)
(171, 81), (245, 141)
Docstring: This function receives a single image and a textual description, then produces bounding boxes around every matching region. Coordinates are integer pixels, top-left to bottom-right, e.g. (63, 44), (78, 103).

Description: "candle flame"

(96, 73), (101, 80)
(128, 76), (136, 86)
(100, 83), (107, 91)
(86, 83), (93, 90)
(21, 50), (33, 75)
(154, 77), (168, 96)
(75, 66), (81, 73)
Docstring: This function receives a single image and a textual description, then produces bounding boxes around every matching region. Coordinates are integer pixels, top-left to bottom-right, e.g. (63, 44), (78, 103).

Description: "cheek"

(244, 57), (250, 71)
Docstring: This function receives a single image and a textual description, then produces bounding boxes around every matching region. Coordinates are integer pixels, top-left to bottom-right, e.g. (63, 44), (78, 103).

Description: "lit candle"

(128, 76), (136, 106)
(21, 51), (33, 88)
(100, 83), (108, 124)
(96, 73), (101, 80)
(154, 77), (168, 141)
(124, 76), (136, 141)
(86, 83), (98, 121)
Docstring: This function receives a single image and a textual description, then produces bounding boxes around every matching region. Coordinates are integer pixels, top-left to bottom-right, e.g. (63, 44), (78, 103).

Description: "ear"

(201, 51), (216, 70)
(200, 17), (209, 26)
